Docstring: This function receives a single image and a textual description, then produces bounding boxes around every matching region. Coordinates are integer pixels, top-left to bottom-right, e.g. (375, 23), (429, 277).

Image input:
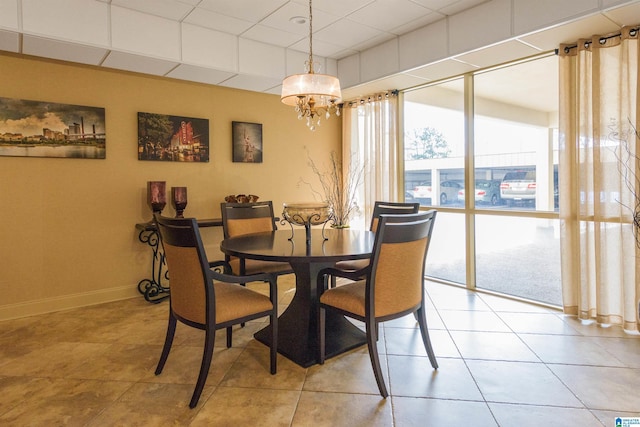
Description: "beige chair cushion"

(226, 217), (274, 237)
(321, 237), (428, 318)
(214, 281), (273, 324)
(333, 258), (369, 272)
(229, 257), (291, 275)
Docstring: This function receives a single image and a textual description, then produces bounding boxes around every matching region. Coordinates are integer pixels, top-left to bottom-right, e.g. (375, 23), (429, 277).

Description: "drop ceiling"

(1, 0), (640, 114)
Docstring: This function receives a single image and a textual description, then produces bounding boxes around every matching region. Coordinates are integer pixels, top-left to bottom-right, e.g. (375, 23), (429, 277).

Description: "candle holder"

(171, 186), (188, 218)
(147, 181), (167, 214)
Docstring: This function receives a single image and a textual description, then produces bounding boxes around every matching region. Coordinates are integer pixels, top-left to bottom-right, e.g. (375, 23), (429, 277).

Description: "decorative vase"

(282, 202), (332, 244)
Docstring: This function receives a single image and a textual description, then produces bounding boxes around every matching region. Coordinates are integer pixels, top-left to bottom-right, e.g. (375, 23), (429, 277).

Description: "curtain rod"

(556, 27), (639, 55)
(343, 89), (398, 108)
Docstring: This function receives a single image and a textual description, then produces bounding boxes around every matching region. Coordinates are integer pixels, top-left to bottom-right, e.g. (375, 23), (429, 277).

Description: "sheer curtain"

(342, 91), (399, 227)
(558, 26), (640, 332)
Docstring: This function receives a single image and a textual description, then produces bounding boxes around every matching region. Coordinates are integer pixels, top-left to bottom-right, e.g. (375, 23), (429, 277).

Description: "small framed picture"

(232, 121), (263, 163)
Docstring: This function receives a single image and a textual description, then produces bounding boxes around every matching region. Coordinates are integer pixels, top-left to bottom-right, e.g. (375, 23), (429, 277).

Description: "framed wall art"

(138, 112), (209, 162)
(0, 96), (106, 159)
(232, 121), (263, 163)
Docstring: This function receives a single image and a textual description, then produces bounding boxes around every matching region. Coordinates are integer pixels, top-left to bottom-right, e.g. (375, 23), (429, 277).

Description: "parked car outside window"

(413, 180), (463, 205)
(500, 170), (536, 206)
(458, 179), (502, 205)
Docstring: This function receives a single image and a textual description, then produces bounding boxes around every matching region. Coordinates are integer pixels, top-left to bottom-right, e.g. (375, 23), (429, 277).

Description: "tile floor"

(1, 277), (640, 426)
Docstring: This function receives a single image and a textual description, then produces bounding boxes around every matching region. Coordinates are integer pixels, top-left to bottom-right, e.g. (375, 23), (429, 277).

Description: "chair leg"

(270, 310), (278, 374)
(155, 312), (177, 375)
(190, 327), (216, 408)
(416, 306), (438, 369)
(366, 317), (388, 398)
(226, 326), (232, 348)
(318, 307), (326, 364)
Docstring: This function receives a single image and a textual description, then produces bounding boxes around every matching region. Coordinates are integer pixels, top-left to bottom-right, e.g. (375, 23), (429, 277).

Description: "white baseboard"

(0, 285), (141, 321)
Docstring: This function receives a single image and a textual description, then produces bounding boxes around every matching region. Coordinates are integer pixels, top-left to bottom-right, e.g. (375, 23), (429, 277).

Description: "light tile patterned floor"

(1, 277), (639, 426)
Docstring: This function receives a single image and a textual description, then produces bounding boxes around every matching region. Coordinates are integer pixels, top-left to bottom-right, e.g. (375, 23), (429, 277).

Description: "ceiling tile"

(21, 0), (109, 46)
(111, 0), (193, 20)
(22, 35), (108, 65)
(519, 14), (622, 50)
(288, 37), (346, 59)
(0, 0), (19, 30)
(259, 2), (340, 34)
(242, 24), (304, 48)
(360, 38), (399, 82)
(315, 18), (385, 48)
(166, 63), (236, 85)
(181, 24), (237, 71)
(111, 6), (181, 60)
(239, 38), (285, 78)
(218, 73), (282, 92)
(399, 19), (448, 71)
(406, 58), (478, 80)
(455, 40), (541, 68)
(390, 12), (444, 35)
(434, 0), (490, 16)
(0, 29), (19, 52)
(449, 0), (511, 56)
(347, 0), (433, 33)
(197, 0), (288, 23)
(101, 50), (179, 75)
(183, 7), (253, 34)
(291, 0), (374, 17)
(513, 0), (599, 36)
(341, 73), (428, 99)
(602, 1), (640, 26)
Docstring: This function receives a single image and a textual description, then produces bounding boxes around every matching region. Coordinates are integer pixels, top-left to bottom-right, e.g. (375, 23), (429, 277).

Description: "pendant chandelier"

(281, 0), (341, 131)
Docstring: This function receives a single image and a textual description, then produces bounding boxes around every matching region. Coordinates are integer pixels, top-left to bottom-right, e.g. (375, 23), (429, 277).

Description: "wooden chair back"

(369, 201), (420, 232)
(367, 210), (437, 318)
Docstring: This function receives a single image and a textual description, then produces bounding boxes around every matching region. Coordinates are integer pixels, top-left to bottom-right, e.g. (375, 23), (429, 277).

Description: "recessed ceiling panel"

(455, 40), (542, 68)
(23, 35), (108, 65)
(166, 64), (236, 85)
(111, 0), (193, 20)
(218, 73), (282, 92)
(0, 29), (19, 53)
(101, 50), (179, 76)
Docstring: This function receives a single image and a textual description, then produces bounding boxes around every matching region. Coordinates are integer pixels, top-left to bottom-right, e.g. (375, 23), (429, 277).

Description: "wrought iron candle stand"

(136, 181), (170, 303)
(282, 202), (332, 245)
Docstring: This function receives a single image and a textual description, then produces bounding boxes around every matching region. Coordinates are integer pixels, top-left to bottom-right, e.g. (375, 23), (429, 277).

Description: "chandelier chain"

(308, 0), (314, 73)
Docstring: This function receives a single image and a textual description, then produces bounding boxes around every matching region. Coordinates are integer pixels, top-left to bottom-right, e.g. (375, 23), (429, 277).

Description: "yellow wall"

(0, 52), (341, 320)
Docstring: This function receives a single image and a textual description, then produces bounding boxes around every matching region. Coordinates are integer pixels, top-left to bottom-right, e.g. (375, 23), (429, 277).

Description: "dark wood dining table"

(220, 228), (375, 368)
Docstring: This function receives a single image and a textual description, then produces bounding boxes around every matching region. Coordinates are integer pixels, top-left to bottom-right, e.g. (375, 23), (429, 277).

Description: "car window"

(503, 171), (535, 181)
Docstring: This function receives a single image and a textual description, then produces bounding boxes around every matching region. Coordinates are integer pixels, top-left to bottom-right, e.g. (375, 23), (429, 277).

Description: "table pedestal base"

(254, 261), (367, 368)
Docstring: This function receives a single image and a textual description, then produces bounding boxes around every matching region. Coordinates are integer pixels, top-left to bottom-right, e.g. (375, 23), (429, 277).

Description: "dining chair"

(220, 201), (294, 277)
(316, 210), (438, 398)
(330, 201), (420, 287)
(154, 214), (278, 408)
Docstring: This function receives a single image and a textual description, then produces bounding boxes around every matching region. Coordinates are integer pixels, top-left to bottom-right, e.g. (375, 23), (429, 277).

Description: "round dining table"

(220, 228), (375, 368)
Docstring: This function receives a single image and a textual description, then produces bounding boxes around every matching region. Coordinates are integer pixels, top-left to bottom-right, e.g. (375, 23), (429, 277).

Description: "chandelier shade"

(281, 0), (342, 131)
(281, 73), (341, 106)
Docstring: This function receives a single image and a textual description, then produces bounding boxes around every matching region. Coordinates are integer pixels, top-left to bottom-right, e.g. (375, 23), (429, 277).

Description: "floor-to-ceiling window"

(404, 54), (561, 306)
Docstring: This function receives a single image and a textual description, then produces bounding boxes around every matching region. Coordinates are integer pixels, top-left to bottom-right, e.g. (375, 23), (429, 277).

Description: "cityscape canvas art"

(138, 112), (209, 162)
(0, 96), (106, 159)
